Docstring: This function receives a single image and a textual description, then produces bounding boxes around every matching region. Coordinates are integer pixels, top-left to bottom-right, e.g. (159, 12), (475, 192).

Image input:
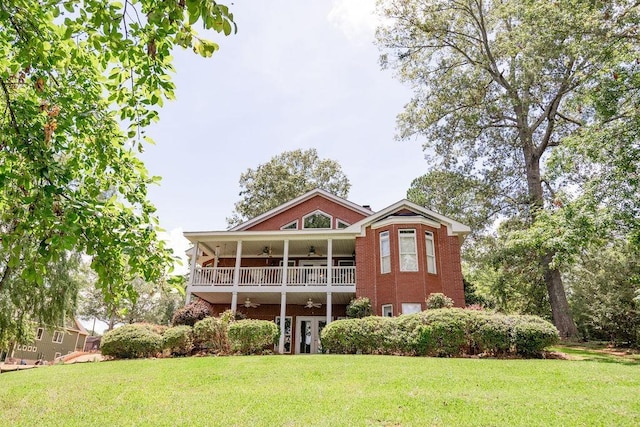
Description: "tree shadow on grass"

(551, 342), (640, 366)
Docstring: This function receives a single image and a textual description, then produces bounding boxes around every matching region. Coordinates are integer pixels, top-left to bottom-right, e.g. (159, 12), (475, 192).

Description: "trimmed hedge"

(193, 316), (230, 354)
(512, 319), (561, 356)
(101, 324), (163, 359)
(163, 325), (194, 356)
(321, 309), (559, 358)
(228, 319), (280, 355)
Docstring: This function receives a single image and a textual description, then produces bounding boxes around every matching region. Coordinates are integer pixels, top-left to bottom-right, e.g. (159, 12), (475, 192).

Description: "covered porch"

(185, 232), (358, 354)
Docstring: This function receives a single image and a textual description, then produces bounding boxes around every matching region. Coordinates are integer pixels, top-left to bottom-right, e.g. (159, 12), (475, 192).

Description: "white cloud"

(327, 0), (379, 45)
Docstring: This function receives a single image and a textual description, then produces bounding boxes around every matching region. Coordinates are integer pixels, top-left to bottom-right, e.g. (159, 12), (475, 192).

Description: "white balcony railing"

(191, 266), (355, 288)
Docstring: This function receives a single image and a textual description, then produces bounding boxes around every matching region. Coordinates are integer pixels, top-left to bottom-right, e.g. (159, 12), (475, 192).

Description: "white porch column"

(278, 291), (287, 354)
(186, 241), (199, 305)
(282, 240), (289, 285)
(233, 241), (242, 286)
(189, 241), (199, 284)
(326, 239), (333, 325)
(326, 238), (333, 286)
(232, 241), (242, 314)
(231, 291), (238, 314)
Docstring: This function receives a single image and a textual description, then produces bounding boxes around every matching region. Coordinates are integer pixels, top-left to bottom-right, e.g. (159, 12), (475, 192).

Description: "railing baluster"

(192, 266), (355, 287)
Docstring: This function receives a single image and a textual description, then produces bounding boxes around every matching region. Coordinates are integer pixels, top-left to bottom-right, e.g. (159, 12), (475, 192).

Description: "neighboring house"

(6, 318), (89, 363)
(184, 189), (470, 355)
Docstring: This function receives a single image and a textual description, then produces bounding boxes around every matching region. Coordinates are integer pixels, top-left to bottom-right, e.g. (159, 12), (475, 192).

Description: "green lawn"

(1, 354), (639, 426)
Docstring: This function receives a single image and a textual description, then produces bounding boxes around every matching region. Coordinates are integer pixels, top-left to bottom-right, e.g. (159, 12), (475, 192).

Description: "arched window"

(302, 210), (332, 229)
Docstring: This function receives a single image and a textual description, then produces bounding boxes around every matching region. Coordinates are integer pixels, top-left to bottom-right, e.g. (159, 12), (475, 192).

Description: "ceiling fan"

(308, 246), (323, 257)
(304, 298), (322, 308)
(242, 297), (260, 308)
(257, 246), (272, 257)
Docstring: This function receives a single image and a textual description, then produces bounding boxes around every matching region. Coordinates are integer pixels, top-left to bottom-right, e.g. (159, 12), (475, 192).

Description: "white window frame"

(336, 219), (350, 229)
(382, 304), (393, 317)
(52, 331), (64, 344)
(398, 229), (418, 272)
(402, 303), (422, 314)
(280, 220), (298, 230)
(279, 260), (296, 266)
(380, 231), (390, 274)
(54, 352), (61, 360)
(36, 328), (44, 341)
(338, 260), (354, 266)
(302, 210), (333, 229)
(425, 231), (437, 274)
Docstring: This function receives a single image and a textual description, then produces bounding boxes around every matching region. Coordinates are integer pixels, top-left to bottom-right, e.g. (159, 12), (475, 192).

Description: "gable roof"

(66, 318), (89, 335)
(229, 189), (374, 231)
(345, 199), (471, 237)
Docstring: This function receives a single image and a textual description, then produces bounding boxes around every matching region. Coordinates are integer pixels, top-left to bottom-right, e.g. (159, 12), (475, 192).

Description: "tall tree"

(0, 252), (83, 349)
(407, 170), (505, 238)
(228, 148), (351, 226)
(377, 0), (640, 337)
(78, 276), (185, 331)
(0, 1), (235, 344)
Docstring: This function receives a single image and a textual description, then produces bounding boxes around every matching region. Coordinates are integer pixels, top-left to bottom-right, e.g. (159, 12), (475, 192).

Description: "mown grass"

(1, 354), (639, 426)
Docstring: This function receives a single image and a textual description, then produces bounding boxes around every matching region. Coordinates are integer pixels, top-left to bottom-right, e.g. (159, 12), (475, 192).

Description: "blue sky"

(140, 1), (429, 270)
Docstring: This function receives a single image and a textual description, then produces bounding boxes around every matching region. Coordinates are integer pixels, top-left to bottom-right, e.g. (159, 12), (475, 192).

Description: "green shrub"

(171, 299), (213, 326)
(429, 319), (467, 357)
(101, 324), (163, 359)
(412, 324), (435, 356)
(219, 309), (245, 323)
(426, 293), (454, 309)
(346, 297), (373, 318)
(320, 319), (360, 354)
(193, 316), (229, 354)
(394, 314), (424, 354)
(163, 325), (194, 356)
(473, 314), (513, 356)
(228, 319), (280, 355)
(323, 309), (557, 358)
(356, 316), (397, 354)
(512, 319), (559, 357)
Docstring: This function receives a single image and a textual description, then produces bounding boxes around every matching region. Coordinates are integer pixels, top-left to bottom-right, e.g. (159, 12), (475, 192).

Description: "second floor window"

(399, 229), (418, 271)
(380, 231), (390, 273)
(425, 231), (437, 274)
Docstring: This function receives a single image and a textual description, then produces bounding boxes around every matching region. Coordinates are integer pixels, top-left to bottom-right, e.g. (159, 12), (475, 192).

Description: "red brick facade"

(185, 190), (469, 352)
(356, 223), (465, 315)
(246, 194), (368, 231)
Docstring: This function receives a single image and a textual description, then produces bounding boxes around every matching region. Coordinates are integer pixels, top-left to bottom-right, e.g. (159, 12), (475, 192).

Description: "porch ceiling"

(208, 239), (355, 258)
(193, 291), (355, 306)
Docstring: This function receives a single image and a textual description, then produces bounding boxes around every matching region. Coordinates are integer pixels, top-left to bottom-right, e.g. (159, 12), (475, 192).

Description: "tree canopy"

(0, 0), (235, 345)
(228, 148), (351, 226)
(377, 0), (640, 337)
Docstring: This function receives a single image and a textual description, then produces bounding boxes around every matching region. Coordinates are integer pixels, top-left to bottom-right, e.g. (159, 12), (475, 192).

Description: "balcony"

(191, 266), (356, 290)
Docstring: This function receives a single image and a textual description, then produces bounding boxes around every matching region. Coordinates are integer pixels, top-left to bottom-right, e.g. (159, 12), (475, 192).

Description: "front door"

(296, 316), (327, 354)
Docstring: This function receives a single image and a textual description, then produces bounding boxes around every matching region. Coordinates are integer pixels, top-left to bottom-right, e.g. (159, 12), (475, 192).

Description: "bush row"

(320, 309), (559, 357)
(102, 316), (279, 359)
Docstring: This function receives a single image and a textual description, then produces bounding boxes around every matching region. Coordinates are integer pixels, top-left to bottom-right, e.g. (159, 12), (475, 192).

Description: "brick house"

(184, 189), (470, 354)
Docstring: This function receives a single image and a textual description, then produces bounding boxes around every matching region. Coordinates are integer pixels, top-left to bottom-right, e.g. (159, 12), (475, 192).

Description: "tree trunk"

(542, 254), (578, 338)
(524, 145), (578, 339)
